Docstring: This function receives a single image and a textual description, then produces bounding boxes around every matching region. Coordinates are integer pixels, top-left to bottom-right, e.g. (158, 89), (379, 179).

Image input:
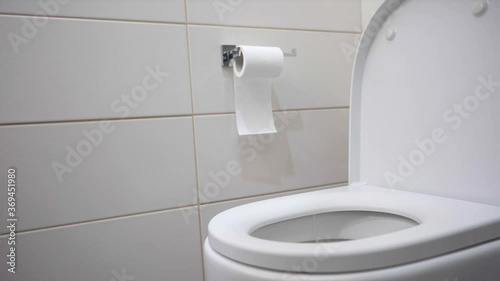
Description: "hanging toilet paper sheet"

(233, 45), (284, 136)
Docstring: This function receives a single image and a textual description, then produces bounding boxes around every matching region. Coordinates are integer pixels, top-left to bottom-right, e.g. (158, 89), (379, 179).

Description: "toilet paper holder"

(221, 45), (297, 67)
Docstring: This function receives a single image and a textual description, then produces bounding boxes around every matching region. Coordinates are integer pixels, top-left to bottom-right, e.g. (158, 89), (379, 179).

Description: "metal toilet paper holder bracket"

(221, 45), (241, 67)
(221, 45), (297, 67)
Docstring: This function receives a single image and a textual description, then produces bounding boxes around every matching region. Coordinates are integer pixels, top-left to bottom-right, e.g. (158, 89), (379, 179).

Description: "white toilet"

(204, 0), (500, 280)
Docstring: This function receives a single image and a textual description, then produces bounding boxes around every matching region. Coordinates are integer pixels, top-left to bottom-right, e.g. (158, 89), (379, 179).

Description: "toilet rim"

(207, 186), (500, 273)
(248, 209), (421, 244)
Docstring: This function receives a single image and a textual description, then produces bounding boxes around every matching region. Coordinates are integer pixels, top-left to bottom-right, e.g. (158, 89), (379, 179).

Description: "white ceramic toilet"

(204, 0), (500, 280)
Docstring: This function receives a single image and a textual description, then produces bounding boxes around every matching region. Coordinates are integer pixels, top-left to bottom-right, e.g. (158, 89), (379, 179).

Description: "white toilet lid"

(350, 0), (500, 206)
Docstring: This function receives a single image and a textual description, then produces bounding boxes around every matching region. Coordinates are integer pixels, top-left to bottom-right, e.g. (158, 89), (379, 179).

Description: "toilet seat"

(208, 185), (500, 273)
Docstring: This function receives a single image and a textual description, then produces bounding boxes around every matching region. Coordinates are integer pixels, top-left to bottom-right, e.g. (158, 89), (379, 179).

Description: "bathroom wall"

(362, 0), (386, 28)
(0, 1), (360, 280)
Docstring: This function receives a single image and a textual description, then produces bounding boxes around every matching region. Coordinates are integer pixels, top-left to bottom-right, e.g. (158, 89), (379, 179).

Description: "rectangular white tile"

(187, 0), (361, 32)
(199, 184), (343, 240)
(193, 109), (349, 203)
(362, 0), (386, 28)
(189, 26), (356, 114)
(0, 117), (196, 233)
(0, 0), (186, 22)
(0, 208), (203, 281)
(0, 17), (191, 123)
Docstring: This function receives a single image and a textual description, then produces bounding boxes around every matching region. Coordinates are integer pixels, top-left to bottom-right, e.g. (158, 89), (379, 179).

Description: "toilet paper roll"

(233, 45), (284, 136)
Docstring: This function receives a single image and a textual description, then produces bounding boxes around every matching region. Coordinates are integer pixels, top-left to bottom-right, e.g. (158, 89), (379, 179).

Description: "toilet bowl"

(204, 0), (500, 280)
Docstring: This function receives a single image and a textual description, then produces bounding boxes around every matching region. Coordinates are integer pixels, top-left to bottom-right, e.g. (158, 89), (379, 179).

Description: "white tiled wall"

(0, 1), (360, 280)
(194, 110), (349, 203)
(189, 26), (355, 113)
(0, 118), (196, 232)
(187, 0), (360, 31)
(0, 0), (187, 22)
(362, 0), (386, 28)
(0, 208), (203, 281)
(0, 17), (191, 123)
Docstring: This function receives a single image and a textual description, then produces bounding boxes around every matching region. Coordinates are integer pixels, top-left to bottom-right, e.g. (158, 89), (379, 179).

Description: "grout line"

(184, 17), (199, 209)
(183, 3), (207, 279)
(184, 0), (190, 23)
(360, 0), (365, 32)
(1, 204), (198, 236)
(193, 106), (351, 118)
(196, 203), (206, 281)
(199, 182), (349, 205)
(186, 23), (362, 34)
(359, 0), (363, 32)
(0, 115), (195, 127)
(0, 107), (350, 127)
(0, 13), (186, 25)
(0, 182), (348, 237)
(0, 13), (361, 35)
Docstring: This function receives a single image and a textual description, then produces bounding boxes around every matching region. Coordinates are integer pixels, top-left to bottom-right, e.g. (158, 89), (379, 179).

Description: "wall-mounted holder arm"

(221, 45), (240, 67)
(221, 45), (297, 67)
